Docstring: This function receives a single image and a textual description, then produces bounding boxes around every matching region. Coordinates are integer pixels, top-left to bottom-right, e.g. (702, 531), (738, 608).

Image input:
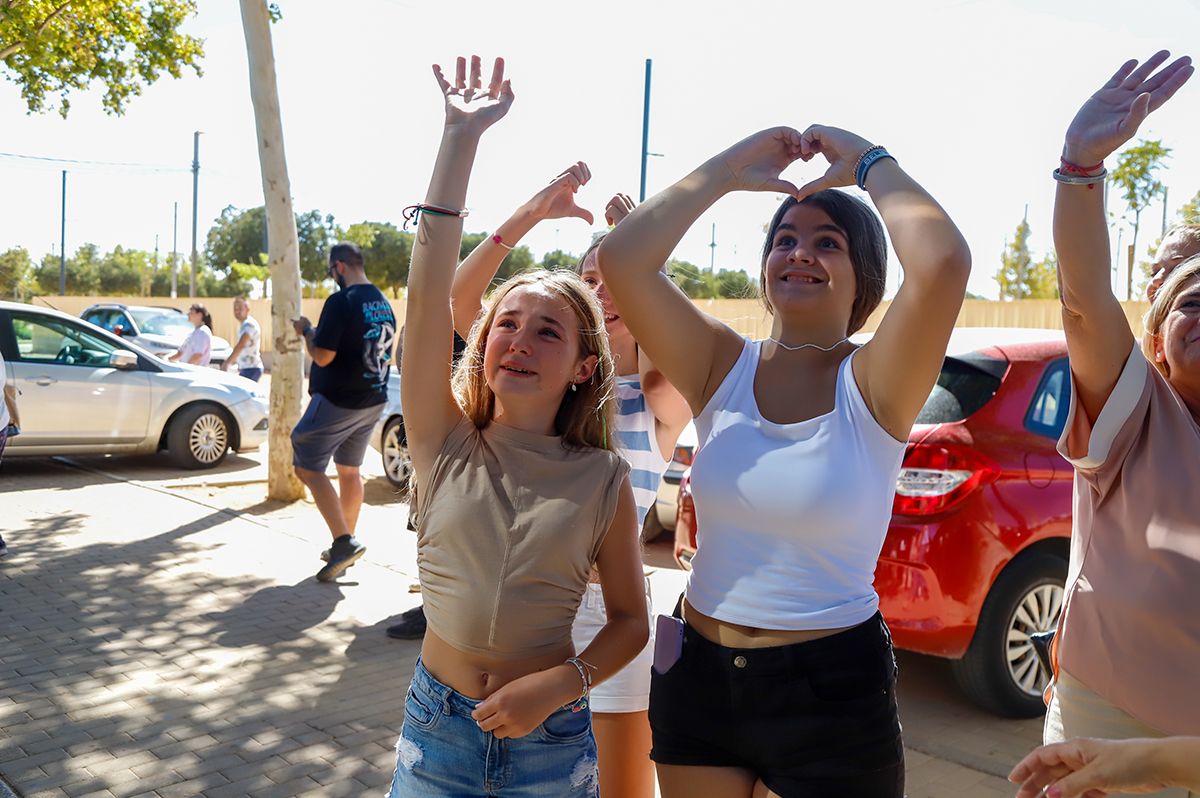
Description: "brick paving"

(0, 452), (1039, 797)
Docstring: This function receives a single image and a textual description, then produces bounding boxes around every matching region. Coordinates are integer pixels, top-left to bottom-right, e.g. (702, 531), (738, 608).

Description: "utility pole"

(639, 59), (652, 203)
(59, 170), (67, 295)
(190, 131), (202, 298)
(1162, 185), (1169, 237)
(709, 223), (717, 272)
(1113, 227), (1124, 294)
(171, 202), (179, 299)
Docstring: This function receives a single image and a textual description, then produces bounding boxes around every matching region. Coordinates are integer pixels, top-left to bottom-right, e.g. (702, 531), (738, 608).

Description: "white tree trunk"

(239, 0), (304, 500)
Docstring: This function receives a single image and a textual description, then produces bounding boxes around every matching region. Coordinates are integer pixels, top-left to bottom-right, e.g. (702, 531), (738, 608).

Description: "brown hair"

(188, 303), (213, 332)
(1143, 254), (1200, 377)
(760, 191), (887, 335)
(453, 269), (616, 450)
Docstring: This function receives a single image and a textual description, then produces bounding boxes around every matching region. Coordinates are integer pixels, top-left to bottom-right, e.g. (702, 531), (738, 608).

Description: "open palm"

(1064, 51), (1193, 166)
(433, 55), (514, 134)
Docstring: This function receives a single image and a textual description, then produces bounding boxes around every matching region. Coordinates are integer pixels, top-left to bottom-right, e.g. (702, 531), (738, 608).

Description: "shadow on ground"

(0, 460), (410, 796)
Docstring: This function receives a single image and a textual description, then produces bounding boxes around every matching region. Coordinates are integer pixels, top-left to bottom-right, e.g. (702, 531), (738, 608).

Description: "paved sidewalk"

(0, 453), (1037, 797)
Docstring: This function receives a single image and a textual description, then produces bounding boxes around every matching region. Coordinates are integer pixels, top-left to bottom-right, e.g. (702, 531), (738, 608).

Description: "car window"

(136, 313), (192, 336)
(82, 309), (110, 328)
(915, 354), (1006, 424)
(11, 313), (120, 367)
(1025, 358), (1072, 440)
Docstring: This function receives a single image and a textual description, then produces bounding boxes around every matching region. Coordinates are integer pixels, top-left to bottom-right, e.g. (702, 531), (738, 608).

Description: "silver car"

(81, 303), (234, 367)
(1, 301), (268, 469)
(370, 371), (409, 489)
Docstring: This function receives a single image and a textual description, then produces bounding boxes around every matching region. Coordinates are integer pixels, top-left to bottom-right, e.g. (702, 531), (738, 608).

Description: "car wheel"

(951, 553), (1067, 717)
(382, 416), (412, 490)
(167, 404), (231, 469)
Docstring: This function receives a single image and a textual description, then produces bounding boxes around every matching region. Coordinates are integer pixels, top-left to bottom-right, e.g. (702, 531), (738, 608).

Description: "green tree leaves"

(996, 217), (1059, 300)
(0, 0), (205, 117)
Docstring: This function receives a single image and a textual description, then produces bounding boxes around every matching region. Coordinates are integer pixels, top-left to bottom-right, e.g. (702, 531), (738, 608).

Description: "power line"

(0, 150), (189, 173)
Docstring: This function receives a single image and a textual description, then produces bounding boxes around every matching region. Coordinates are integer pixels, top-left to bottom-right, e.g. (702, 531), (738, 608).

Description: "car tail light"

(892, 443), (1000, 517)
(671, 445), (694, 467)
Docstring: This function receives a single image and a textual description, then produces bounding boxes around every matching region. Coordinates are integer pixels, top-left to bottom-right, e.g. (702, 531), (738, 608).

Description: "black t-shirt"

(309, 283), (396, 409)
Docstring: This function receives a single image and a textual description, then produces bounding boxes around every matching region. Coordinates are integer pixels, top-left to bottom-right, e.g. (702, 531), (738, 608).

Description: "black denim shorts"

(648, 608), (904, 798)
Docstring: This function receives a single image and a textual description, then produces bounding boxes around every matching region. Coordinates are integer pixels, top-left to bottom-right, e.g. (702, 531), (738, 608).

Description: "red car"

(674, 330), (1072, 717)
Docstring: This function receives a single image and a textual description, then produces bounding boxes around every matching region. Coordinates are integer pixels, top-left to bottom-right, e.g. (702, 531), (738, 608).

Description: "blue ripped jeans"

(387, 658), (599, 798)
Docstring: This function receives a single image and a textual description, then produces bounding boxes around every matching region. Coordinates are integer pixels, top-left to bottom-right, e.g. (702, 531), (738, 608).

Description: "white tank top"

(686, 339), (906, 630)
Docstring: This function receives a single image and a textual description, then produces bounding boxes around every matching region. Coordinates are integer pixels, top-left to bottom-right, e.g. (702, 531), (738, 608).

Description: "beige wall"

(31, 295), (1153, 369)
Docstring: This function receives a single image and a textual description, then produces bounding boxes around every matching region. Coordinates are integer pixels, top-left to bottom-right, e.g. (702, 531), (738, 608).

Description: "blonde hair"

(1142, 254), (1200, 376)
(453, 270), (616, 450)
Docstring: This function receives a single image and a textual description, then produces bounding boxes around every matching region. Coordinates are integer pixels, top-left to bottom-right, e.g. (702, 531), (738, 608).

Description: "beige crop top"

(413, 417), (630, 660)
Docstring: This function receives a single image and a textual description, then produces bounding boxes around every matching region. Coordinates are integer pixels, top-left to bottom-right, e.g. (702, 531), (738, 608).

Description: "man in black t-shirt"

(290, 242), (396, 583)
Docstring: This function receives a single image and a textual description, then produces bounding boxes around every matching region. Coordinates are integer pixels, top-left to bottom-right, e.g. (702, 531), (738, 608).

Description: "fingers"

(1103, 58), (1140, 89)
(487, 57), (505, 99)
(573, 206), (596, 225)
(604, 193), (636, 225)
(431, 64), (451, 95)
(468, 54), (482, 97)
(455, 56), (466, 92)
(793, 175), (832, 202)
(1147, 61), (1194, 113)
(1121, 49), (1171, 90)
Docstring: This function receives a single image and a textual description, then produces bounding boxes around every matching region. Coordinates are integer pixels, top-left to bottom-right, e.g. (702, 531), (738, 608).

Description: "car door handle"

(32, 376), (57, 386)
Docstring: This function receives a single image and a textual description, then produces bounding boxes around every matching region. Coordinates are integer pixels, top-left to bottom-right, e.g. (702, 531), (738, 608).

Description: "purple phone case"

(653, 614), (685, 674)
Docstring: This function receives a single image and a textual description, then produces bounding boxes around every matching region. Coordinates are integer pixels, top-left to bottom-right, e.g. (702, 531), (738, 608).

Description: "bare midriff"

(682, 597), (854, 649)
(420, 628), (575, 700)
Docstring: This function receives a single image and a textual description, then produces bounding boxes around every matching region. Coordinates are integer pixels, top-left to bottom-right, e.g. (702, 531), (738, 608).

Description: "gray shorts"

(291, 393), (382, 472)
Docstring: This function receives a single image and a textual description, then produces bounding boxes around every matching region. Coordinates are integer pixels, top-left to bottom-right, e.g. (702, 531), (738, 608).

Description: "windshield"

(131, 310), (192, 336)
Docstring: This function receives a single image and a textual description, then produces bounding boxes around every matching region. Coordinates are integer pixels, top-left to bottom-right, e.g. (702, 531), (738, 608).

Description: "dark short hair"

(329, 242), (364, 270)
(759, 190), (887, 335)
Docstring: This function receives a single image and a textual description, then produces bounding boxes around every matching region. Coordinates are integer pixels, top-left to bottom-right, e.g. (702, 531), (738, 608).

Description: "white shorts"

(571, 577), (655, 714)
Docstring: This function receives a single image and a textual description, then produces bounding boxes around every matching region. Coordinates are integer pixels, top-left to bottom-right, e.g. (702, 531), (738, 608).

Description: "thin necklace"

(767, 336), (849, 352)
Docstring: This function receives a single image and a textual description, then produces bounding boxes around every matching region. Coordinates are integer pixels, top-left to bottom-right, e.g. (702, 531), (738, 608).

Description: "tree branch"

(0, 42), (23, 59)
(35, 0), (74, 36)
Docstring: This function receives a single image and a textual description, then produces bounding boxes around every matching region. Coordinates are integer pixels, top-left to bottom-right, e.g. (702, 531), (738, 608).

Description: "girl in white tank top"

(598, 125), (971, 798)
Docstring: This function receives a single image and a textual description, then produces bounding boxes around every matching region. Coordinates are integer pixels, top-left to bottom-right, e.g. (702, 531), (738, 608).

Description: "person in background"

(291, 242), (396, 583)
(1148, 224), (1200, 301)
(224, 297), (264, 381)
(169, 304), (213, 367)
(0, 347), (20, 555)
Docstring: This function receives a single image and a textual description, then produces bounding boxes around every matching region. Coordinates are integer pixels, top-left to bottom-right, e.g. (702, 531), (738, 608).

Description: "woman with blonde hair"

(1030, 49), (1200, 798)
(387, 54), (648, 798)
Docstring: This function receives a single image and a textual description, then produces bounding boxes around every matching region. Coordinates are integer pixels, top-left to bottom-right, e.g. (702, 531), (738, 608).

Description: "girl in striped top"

(450, 163), (690, 798)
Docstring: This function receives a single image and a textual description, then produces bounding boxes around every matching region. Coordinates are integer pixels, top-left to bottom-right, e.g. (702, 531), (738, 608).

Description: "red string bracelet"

(491, 234), (514, 251)
(1059, 157), (1105, 176)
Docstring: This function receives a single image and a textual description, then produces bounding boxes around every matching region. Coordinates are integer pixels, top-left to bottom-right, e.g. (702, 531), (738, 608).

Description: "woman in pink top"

(1046, 49), (1200, 796)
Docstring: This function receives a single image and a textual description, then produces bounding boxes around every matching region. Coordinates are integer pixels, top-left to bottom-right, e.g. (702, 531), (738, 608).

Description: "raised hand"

(604, 193), (636, 226)
(1063, 51), (1193, 167)
(523, 162), (595, 224)
(712, 127), (806, 196)
(793, 125), (876, 200)
(432, 55), (514, 135)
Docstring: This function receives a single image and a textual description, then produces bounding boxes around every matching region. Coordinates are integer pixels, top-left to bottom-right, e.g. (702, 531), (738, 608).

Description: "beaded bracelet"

(401, 203), (469, 230)
(491, 234), (515, 251)
(854, 146), (895, 190)
(561, 656), (599, 713)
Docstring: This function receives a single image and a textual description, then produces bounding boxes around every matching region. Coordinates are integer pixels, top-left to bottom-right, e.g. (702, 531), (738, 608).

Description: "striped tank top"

(612, 375), (670, 526)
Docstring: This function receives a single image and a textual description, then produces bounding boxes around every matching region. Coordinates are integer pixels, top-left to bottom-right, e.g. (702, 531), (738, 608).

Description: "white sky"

(2, 0), (1200, 299)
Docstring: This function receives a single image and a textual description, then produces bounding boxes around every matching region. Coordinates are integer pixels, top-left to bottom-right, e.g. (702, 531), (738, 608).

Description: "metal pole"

(59, 170), (67, 295)
(639, 59), (652, 203)
(1162, 185), (1169, 237)
(709, 223), (716, 272)
(171, 201), (179, 299)
(190, 131), (201, 297)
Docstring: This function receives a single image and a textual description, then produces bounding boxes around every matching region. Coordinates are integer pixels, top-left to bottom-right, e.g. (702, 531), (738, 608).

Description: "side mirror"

(109, 350), (139, 370)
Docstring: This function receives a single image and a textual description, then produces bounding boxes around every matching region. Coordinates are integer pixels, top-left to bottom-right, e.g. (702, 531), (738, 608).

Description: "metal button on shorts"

(733, 655), (748, 668)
